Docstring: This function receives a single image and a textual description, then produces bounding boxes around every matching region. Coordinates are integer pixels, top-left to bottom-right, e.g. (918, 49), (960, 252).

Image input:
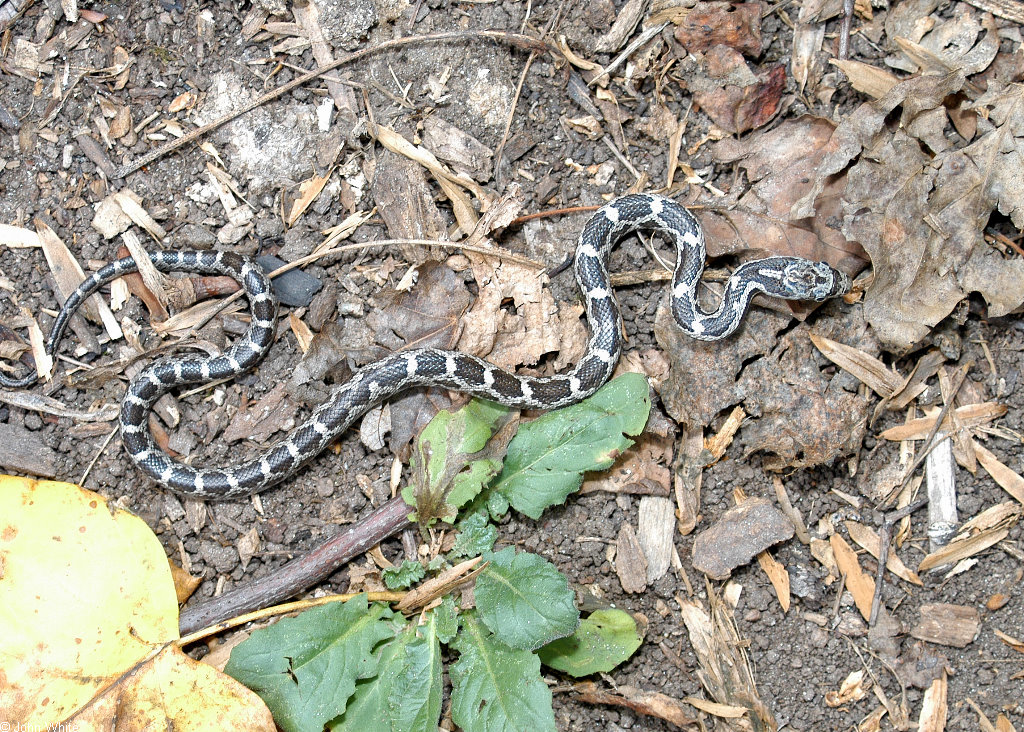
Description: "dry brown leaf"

(879, 402), (1007, 441)
(420, 116), (494, 183)
(831, 58), (901, 98)
(797, 72), (1024, 349)
(656, 295), (869, 464)
(918, 502), (1022, 572)
(825, 670), (870, 707)
(830, 532), (875, 620)
(35, 219), (123, 341)
(456, 251), (583, 373)
(221, 382), (299, 445)
(571, 681), (697, 728)
(581, 433), (671, 496)
(285, 170), (332, 227)
(371, 124), (484, 234)
(974, 441), (1024, 505)
(810, 333), (903, 397)
(844, 520), (923, 586)
(891, 8), (998, 77)
(791, 21), (824, 96)
(288, 312), (314, 353)
(756, 549), (790, 613)
(709, 117), (864, 274)
(673, 2), (762, 56)
(168, 560), (202, 605)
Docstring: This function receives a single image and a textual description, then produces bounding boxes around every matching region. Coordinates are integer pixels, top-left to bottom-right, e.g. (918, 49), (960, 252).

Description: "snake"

(0, 193), (850, 499)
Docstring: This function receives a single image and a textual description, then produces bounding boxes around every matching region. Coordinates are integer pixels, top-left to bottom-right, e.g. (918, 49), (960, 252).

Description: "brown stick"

(178, 496), (412, 635)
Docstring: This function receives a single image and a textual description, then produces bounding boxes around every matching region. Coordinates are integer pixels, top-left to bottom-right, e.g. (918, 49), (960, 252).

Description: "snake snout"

(785, 262), (850, 301)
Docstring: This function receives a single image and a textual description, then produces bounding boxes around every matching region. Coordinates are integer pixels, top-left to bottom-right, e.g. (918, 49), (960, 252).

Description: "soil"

(1, 0), (1023, 730)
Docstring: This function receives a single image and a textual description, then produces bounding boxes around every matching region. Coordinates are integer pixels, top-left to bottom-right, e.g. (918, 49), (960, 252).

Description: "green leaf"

(333, 614), (446, 732)
(426, 555), (446, 572)
(386, 616), (443, 732)
(404, 400), (511, 525)
(536, 609), (644, 676)
(329, 629), (406, 732)
(486, 489), (509, 519)
(432, 595), (459, 644)
(331, 615), (442, 732)
(224, 596), (395, 732)
(492, 373), (651, 519)
(450, 510), (498, 559)
(382, 559), (425, 590)
(450, 613), (556, 732)
(475, 547), (578, 650)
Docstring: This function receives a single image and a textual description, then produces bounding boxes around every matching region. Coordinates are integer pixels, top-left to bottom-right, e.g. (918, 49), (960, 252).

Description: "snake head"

(782, 260), (851, 301)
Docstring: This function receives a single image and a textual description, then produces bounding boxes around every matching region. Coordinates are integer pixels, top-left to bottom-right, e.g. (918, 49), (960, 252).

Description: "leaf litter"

(1, 0), (1024, 728)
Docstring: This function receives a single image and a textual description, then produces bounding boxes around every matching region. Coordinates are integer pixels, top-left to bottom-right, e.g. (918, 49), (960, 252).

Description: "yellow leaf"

(0, 476), (274, 730)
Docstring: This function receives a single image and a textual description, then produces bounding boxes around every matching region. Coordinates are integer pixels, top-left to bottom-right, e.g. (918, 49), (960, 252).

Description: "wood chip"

(912, 604), (980, 648)
(637, 496), (674, 582)
(113, 190), (167, 241)
(918, 671), (948, 731)
(615, 521), (649, 593)
(0, 422), (58, 477)
(830, 532), (875, 621)
(879, 402), (1007, 441)
(0, 223), (41, 248)
(757, 550), (790, 612)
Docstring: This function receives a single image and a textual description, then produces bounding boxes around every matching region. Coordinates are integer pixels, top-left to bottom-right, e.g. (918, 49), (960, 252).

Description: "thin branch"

(178, 496), (411, 635)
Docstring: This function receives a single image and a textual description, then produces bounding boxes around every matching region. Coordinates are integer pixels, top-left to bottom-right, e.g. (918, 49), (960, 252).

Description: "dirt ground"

(1, 0), (1023, 729)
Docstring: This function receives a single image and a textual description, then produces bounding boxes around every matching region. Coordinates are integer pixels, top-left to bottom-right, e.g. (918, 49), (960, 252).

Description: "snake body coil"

(1, 194), (849, 498)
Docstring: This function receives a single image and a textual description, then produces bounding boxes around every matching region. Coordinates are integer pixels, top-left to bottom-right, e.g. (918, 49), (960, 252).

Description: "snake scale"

(0, 194), (850, 499)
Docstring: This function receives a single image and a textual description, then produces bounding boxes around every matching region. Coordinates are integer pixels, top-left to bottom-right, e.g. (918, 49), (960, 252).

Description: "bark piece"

(0, 422), (57, 478)
(692, 497), (794, 579)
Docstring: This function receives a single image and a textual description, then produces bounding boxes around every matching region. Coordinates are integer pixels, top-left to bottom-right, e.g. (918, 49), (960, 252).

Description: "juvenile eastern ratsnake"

(0, 194), (850, 498)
